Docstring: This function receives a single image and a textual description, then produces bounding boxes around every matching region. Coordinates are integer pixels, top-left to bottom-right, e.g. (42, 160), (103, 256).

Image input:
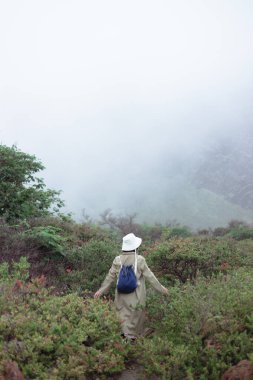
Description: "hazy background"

(1, 0), (253, 229)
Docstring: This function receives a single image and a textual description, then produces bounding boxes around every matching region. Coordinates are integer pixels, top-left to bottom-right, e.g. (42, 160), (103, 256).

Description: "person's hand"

(94, 290), (102, 298)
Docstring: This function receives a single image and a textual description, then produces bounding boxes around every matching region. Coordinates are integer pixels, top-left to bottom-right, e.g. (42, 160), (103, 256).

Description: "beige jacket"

(99, 252), (166, 337)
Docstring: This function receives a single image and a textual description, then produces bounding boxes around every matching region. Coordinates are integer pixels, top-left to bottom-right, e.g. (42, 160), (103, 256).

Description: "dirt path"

(116, 364), (144, 380)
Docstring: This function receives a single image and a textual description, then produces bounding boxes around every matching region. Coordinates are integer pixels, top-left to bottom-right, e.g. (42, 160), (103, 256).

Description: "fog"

(1, 0), (253, 228)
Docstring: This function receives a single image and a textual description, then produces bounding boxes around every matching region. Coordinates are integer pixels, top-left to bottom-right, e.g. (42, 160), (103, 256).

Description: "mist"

(1, 0), (253, 229)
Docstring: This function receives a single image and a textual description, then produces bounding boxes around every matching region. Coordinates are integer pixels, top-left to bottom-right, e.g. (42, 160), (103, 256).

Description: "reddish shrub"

(2, 361), (25, 380)
(221, 360), (253, 380)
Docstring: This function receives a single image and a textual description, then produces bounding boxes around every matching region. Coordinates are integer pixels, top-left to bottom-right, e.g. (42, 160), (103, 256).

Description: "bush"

(236, 240), (253, 267)
(61, 239), (119, 293)
(162, 226), (192, 239)
(212, 220), (253, 240)
(226, 225), (253, 240)
(147, 237), (245, 284)
(24, 226), (68, 256)
(0, 217), (120, 293)
(0, 144), (63, 222)
(138, 223), (168, 244)
(0, 218), (30, 262)
(0, 259), (129, 379)
(136, 268), (253, 379)
(28, 216), (116, 244)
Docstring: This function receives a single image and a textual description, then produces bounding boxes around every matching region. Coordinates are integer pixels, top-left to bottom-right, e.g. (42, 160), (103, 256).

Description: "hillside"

(75, 128), (253, 229)
(193, 127), (253, 210)
(1, 216), (253, 379)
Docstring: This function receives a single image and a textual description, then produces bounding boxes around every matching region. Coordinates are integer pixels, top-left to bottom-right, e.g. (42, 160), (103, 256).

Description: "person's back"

(94, 233), (168, 340)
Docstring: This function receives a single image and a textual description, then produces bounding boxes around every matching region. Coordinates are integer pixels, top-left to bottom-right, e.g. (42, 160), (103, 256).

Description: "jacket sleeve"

(98, 257), (119, 294)
(140, 257), (166, 294)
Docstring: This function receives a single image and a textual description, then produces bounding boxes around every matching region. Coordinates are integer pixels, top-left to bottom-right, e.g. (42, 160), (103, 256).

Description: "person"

(94, 233), (169, 340)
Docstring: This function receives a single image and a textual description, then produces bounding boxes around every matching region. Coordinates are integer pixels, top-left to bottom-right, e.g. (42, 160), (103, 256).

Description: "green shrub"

(24, 226), (68, 256)
(0, 259), (129, 379)
(0, 218), (31, 263)
(226, 225), (253, 240)
(61, 239), (119, 293)
(212, 221), (253, 240)
(0, 144), (63, 222)
(0, 217), (121, 293)
(137, 268), (253, 379)
(147, 237), (245, 284)
(138, 223), (168, 243)
(162, 226), (192, 239)
(236, 240), (253, 267)
(0, 256), (30, 284)
(29, 216), (116, 244)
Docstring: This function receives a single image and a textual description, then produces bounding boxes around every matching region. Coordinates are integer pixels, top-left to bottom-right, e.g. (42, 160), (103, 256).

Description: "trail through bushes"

(0, 217), (253, 379)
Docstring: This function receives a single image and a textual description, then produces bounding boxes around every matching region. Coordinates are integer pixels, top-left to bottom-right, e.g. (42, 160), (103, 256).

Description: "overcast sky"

(1, 0), (253, 223)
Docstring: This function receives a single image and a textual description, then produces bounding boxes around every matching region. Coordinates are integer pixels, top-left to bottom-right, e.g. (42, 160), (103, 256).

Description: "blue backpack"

(117, 255), (137, 294)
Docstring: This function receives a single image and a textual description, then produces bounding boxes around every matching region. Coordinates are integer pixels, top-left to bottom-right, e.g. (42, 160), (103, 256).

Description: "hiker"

(94, 233), (169, 340)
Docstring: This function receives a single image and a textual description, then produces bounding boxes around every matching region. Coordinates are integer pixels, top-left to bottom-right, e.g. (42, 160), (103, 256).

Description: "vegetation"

(1, 215), (253, 379)
(0, 259), (129, 380)
(0, 145), (63, 222)
(0, 145), (253, 379)
(146, 237), (246, 284)
(193, 127), (253, 210)
(137, 268), (253, 379)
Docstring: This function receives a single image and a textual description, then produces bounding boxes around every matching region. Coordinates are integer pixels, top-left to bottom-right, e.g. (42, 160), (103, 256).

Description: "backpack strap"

(134, 249), (137, 275)
(118, 252), (137, 274)
(119, 255), (123, 269)
(116, 256), (122, 287)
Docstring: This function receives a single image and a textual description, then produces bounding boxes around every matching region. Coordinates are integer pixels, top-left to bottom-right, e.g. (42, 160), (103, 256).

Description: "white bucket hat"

(122, 233), (142, 251)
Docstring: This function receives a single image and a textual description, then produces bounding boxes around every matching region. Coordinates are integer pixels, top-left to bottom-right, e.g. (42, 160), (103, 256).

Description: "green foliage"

(0, 145), (64, 222)
(0, 257), (30, 283)
(62, 239), (118, 293)
(226, 225), (253, 240)
(12, 256), (31, 281)
(28, 216), (117, 248)
(212, 220), (253, 240)
(0, 259), (129, 379)
(24, 226), (68, 256)
(236, 240), (253, 267)
(1, 214), (253, 379)
(138, 223), (168, 244)
(137, 268), (253, 379)
(0, 217), (120, 292)
(147, 237), (244, 284)
(162, 225), (192, 239)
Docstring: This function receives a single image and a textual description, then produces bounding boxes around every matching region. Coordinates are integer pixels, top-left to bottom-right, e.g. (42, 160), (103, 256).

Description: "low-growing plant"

(138, 223), (168, 243)
(147, 237), (245, 284)
(0, 217), (122, 293)
(23, 226), (68, 256)
(0, 258), (129, 379)
(162, 225), (193, 239)
(212, 220), (253, 240)
(61, 239), (119, 293)
(137, 268), (253, 379)
(0, 256), (30, 284)
(0, 218), (31, 263)
(225, 225), (253, 240)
